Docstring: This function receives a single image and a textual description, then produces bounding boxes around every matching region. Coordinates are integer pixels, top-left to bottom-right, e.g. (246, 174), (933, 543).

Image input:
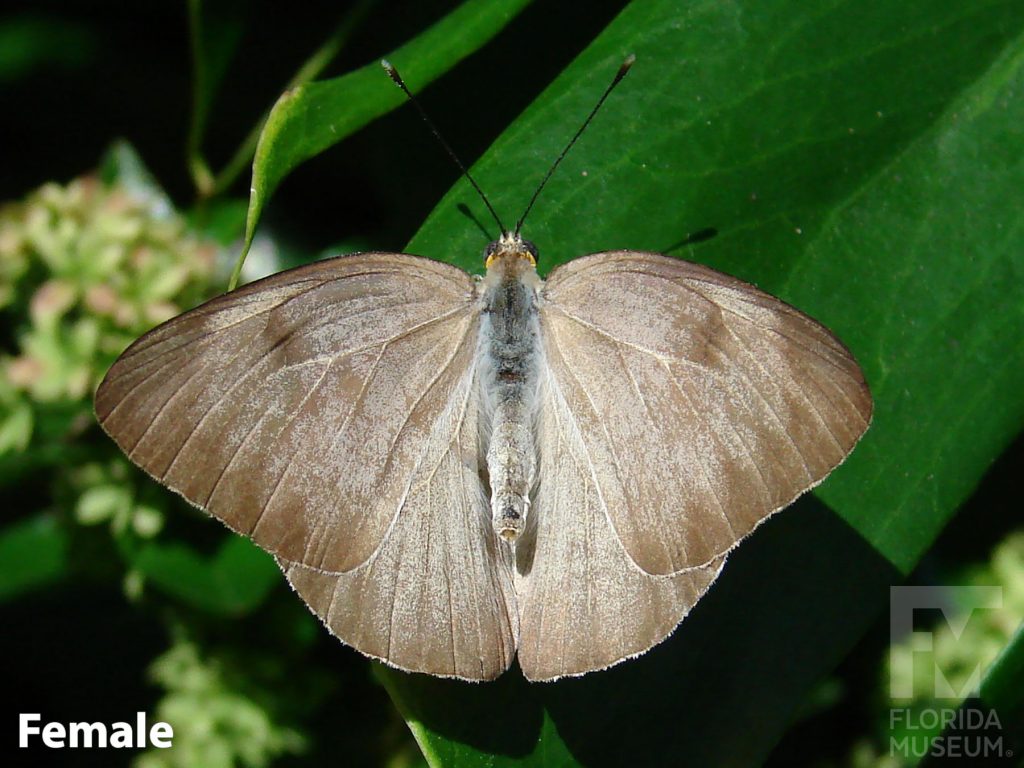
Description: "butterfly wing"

(97, 252), (520, 677)
(277, 355), (519, 680)
(515, 357), (725, 681)
(96, 252), (484, 574)
(537, 251), (872, 578)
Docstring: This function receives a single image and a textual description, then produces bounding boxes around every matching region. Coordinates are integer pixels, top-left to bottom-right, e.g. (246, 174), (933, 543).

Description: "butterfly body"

(480, 233), (543, 542)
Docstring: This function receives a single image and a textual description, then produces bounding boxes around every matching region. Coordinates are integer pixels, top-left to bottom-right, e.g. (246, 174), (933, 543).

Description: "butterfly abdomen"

(480, 257), (542, 542)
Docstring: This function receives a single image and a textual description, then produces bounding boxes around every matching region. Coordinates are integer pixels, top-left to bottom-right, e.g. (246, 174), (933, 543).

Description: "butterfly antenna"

(382, 60), (507, 234)
(514, 54), (635, 236)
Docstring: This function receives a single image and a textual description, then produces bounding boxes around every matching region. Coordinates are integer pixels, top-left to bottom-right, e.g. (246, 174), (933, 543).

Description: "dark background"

(1, 1), (1020, 766)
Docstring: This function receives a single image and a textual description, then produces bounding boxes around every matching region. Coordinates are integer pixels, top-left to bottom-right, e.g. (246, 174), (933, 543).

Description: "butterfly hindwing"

(514, 345), (725, 681)
(278, 347), (519, 681)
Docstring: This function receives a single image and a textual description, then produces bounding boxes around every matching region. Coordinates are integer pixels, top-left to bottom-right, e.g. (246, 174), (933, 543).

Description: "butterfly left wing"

(96, 252), (519, 680)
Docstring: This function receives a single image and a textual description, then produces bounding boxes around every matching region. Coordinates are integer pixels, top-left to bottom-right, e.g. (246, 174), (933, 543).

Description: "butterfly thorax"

(480, 234), (542, 543)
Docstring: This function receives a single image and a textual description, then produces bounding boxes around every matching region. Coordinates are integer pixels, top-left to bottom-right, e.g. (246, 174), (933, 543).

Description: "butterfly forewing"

(539, 251), (872, 577)
(95, 253), (483, 574)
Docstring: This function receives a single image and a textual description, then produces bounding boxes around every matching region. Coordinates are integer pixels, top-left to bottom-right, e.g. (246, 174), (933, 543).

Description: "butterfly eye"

(483, 240), (500, 264)
(522, 239), (540, 264)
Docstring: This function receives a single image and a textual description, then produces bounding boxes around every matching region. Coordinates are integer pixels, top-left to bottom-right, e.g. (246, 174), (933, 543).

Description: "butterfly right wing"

(516, 249), (871, 680)
(96, 253), (481, 575)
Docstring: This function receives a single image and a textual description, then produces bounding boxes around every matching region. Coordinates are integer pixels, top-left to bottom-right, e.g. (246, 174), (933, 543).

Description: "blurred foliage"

(0, 163), (217, 566)
(0, 13), (97, 83)
(0, 164), (323, 765)
(0, 171), (214, 452)
(135, 632), (308, 768)
(887, 533), (1024, 713)
(852, 531), (1024, 766)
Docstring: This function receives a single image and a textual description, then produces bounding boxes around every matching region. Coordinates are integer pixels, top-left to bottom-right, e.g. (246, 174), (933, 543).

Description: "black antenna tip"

(616, 54), (636, 82)
(381, 59), (404, 87)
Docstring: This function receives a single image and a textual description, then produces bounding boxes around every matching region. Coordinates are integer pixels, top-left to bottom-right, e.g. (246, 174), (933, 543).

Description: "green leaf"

(0, 515), (69, 600)
(236, 0), (534, 286)
(980, 623), (1024, 730)
(789, 41), (1024, 576)
(406, 0), (1024, 572)
(200, 0), (380, 197)
(369, 0), (1024, 764)
(134, 535), (280, 616)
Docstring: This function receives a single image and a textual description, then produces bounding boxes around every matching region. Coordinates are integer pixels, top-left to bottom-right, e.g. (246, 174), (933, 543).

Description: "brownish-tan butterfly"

(95, 57), (871, 682)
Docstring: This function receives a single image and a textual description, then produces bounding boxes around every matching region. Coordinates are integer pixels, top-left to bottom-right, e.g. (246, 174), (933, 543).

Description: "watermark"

(887, 586), (1009, 760)
(889, 585), (1002, 699)
(19, 712), (172, 749)
(889, 706), (1007, 759)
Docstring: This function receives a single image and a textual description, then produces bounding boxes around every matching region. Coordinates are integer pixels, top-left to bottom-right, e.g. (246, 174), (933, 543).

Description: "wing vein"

(126, 351), (226, 457)
(658, 359), (738, 540)
(614, 344), (679, 567)
(256, 342), (387, 542)
(551, 269), (859, 382)
(723, 323), (815, 479)
(727, 323), (845, 455)
(345, 317), (474, 552)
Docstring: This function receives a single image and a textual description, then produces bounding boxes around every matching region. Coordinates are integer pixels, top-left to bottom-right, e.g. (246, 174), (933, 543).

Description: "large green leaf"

(360, 0), (1024, 764)
(238, 0), (534, 282)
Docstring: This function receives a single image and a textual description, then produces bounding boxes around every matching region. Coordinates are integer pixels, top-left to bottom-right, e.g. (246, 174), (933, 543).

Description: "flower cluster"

(134, 636), (306, 768)
(0, 175), (216, 452)
(1, 175), (219, 544)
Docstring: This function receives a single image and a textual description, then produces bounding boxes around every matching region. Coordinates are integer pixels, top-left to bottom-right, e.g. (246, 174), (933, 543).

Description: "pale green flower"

(0, 174), (216, 416)
(134, 637), (306, 768)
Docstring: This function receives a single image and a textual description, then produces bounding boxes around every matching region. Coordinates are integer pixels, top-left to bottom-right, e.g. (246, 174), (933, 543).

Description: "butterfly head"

(484, 232), (538, 270)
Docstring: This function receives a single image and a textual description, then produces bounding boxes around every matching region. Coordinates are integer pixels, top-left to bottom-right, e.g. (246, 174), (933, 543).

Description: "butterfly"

(94, 58), (871, 682)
